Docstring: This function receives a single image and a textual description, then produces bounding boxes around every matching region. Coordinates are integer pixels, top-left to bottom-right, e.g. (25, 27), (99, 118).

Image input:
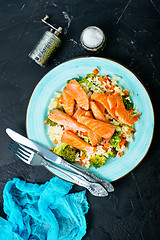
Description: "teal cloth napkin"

(0, 177), (89, 240)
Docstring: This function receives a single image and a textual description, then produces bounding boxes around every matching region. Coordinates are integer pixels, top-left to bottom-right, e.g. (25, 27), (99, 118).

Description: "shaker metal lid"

(80, 26), (105, 51)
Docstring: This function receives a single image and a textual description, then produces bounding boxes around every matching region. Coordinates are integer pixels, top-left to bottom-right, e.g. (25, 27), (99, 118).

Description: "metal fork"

(9, 141), (109, 197)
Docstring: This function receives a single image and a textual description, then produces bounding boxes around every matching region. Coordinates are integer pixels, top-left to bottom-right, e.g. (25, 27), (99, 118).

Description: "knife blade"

(6, 128), (63, 164)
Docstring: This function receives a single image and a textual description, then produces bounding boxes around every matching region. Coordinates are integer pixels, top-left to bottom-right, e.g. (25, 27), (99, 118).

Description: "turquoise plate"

(26, 57), (154, 182)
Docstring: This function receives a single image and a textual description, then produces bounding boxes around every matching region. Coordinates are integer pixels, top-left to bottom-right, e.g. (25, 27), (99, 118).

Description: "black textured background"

(0, 0), (160, 239)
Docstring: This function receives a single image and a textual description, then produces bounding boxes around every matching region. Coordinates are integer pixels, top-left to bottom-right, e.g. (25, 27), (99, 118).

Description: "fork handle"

(43, 161), (107, 197)
(54, 157), (114, 192)
(43, 161), (91, 188)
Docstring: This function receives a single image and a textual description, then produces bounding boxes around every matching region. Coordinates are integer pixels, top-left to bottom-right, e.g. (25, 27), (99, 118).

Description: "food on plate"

(90, 101), (108, 122)
(77, 116), (116, 140)
(45, 68), (141, 169)
(48, 109), (89, 133)
(61, 130), (96, 154)
(65, 79), (89, 110)
(63, 87), (75, 116)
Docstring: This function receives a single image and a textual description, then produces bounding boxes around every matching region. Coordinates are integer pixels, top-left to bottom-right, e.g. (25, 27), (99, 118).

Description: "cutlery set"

(6, 128), (114, 197)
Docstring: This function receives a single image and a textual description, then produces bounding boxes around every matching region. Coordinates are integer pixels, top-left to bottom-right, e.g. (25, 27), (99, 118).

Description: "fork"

(9, 141), (109, 197)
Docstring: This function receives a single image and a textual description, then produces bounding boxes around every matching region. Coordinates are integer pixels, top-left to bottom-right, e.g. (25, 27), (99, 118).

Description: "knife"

(6, 128), (114, 192)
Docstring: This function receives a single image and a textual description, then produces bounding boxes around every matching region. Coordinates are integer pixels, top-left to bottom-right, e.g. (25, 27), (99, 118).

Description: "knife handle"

(57, 158), (114, 192)
(43, 161), (108, 197)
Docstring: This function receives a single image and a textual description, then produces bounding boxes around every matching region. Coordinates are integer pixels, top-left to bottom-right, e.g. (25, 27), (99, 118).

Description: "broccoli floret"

(53, 143), (68, 155)
(46, 116), (57, 126)
(86, 73), (96, 78)
(53, 143), (76, 163)
(110, 131), (121, 148)
(122, 96), (133, 110)
(56, 106), (63, 111)
(89, 155), (107, 169)
(67, 79), (72, 84)
(107, 147), (117, 158)
(83, 137), (89, 143)
(79, 78), (89, 84)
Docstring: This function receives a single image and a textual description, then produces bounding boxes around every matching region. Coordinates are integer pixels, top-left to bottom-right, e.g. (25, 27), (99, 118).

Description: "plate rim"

(25, 56), (155, 182)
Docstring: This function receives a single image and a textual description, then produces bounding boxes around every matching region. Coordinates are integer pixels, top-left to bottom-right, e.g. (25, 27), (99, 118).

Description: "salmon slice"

(73, 108), (87, 120)
(95, 101), (105, 114)
(107, 92), (138, 126)
(63, 87), (75, 116)
(90, 101), (108, 122)
(66, 79), (89, 110)
(48, 109), (90, 133)
(78, 116), (116, 140)
(61, 130), (95, 153)
(107, 92), (120, 109)
(88, 130), (99, 146)
(92, 92), (138, 126)
(91, 92), (118, 119)
(115, 95), (138, 126)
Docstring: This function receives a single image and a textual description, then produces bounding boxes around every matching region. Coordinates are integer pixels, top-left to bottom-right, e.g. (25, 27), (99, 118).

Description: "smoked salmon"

(88, 130), (99, 146)
(73, 108), (86, 120)
(77, 116), (116, 140)
(91, 92), (118, 119)
(63, 87), (75, 116)
(73, 107), (99, 146)
(91, 92), (138, 126)
(48, 109), (90, 133)
(61, 130), (95, 153)
(66, 79), (89, 110)
(115, 95), (138, 126)
(90, 101), (108, 122)
(95, 101), (105, 114)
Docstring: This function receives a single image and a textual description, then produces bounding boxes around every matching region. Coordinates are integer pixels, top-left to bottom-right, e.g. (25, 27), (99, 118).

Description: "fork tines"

(9, 141), (31, 164)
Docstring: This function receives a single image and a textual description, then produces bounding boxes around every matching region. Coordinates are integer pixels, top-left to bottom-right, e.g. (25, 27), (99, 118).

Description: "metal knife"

(6, 128), (114, 192)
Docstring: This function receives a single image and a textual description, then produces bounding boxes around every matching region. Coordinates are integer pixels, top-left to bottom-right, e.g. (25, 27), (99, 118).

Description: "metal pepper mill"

(29, 15), (62, 66)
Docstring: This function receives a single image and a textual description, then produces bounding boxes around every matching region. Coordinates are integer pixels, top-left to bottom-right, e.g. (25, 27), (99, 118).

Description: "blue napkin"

(0, 177), (89, 240)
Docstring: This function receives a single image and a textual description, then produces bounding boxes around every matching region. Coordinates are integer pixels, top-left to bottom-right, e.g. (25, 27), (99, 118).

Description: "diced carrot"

(83, 162), (87, 167)
(131, 129), (136, 133)
(104, 75), (110, 80)
(124, 90), (129, 95)
(79, 159), (82, 165)
(98, 76), (104, 83)
(129, 109), (134, 114)
(102, 146), (109, 151)
(81, 153), (86, 160)
(126, 129), (131, 134)
(103, 142), (110, 148)
(54, 139), (58, 144)
(44, 121), (49, 125)
(50, 148), (54, 151)
(110, 87), (115, 92)
(119, 152), (123, 157)
(58, 96), (64, 104)
(133, 116), (139, 122)
(93, 68), (99, 75)
(105, 85), (110, 89)
(80, 131), (88, 136)
(137, 113), (142, 117)
(99, 76), (107, 84)
(119, 138), (126, 148)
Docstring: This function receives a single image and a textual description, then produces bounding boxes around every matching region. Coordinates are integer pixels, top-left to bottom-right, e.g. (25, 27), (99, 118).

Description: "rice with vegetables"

(45, 68), (141, 169)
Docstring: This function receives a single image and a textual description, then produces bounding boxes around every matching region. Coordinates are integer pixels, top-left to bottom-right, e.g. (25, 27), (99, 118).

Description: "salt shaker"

(80, 26), (106, 53)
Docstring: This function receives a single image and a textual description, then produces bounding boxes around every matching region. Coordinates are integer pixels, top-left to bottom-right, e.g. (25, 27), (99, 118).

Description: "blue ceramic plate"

(26, 57), (154, 182)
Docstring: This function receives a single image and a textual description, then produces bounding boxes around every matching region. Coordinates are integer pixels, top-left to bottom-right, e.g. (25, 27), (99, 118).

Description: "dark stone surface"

(0, 0), (160, 239)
